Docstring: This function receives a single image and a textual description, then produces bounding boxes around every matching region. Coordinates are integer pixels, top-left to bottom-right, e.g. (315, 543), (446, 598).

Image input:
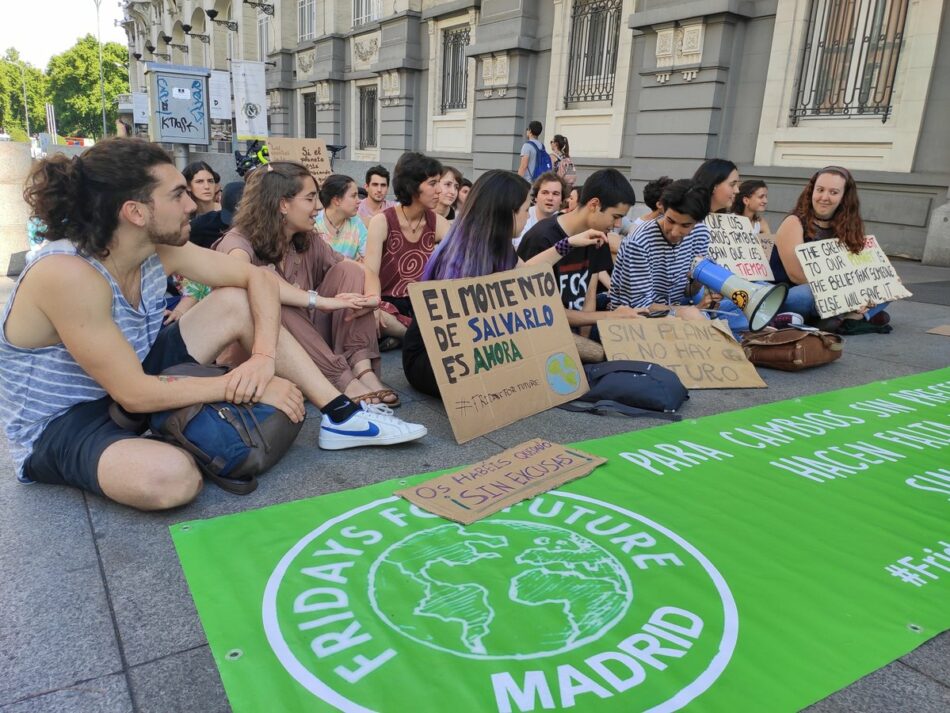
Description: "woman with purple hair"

(402, 170), (607, 396)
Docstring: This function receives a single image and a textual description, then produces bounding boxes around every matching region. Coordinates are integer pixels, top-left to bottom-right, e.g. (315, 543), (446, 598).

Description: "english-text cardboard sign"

(269, 138), (332, 187)
(396, 439), (606, 524)
(409, 267), (588, 443)
(705, 213), (774, 281)
(600, 317), (766, 389)
(795, 236), (912, 318)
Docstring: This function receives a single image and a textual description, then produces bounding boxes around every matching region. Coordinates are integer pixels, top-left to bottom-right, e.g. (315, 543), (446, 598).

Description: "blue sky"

(2, 1), (129, 69)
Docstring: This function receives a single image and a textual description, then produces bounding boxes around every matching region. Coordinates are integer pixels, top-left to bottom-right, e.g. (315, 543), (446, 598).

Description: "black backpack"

(559, 360), (688, 420)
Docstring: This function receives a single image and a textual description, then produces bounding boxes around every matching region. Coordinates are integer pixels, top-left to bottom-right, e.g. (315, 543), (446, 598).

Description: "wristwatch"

(308, 289), (319, 309)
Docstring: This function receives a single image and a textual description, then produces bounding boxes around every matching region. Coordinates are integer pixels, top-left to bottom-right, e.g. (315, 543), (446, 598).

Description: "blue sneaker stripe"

(322, 422), (381, 437)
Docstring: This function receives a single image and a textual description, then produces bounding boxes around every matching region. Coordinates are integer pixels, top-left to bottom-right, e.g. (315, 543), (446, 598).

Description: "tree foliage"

(0, 49), (48, 140)
(46, 35), (129, 139)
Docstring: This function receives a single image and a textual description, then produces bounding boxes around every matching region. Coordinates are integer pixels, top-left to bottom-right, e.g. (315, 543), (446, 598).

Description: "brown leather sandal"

(355, 389), (401, 408)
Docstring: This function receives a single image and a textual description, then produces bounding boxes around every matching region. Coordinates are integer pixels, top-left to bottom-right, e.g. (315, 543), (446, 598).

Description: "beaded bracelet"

(555, 238), (572, 256)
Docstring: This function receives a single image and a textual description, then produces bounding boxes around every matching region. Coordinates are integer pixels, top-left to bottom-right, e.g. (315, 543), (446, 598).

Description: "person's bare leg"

(351, 358), (394, 394)
(178, 287), (341, 409)
(379, 310), (407, 338)
(97, 439), (202, 510)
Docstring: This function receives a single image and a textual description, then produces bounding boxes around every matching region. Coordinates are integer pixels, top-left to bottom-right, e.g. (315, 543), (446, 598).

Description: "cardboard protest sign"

(795, 236), (913, 318)
(395, 439), (606, 524)
(600, 317), (766, 389)
(268, 138), (332, 186)
(926, 325), (950, 337)
(704, 213), (774, 281)
(756, 231), (775, 263)
(408, 267), (588, 443)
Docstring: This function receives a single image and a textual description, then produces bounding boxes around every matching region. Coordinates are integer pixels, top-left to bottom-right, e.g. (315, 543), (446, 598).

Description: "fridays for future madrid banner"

(173, 368), (950, 712)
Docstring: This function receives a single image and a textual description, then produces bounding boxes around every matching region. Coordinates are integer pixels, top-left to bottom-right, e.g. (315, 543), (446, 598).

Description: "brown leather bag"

(740, 327), (843, 371)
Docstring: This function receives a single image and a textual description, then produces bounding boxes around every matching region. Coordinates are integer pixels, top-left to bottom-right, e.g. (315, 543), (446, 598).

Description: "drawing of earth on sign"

(369, 521), (631, 659)
(545, 352), (581, 395)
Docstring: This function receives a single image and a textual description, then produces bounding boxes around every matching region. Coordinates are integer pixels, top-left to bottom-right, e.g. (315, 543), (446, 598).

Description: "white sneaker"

(319, 403), (427, 450)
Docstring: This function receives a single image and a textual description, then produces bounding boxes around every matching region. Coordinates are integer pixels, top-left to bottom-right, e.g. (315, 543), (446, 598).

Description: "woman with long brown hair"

(772, 166), (889, 331)
(731, 179), (771, 234)
(216, 161), (405, 407)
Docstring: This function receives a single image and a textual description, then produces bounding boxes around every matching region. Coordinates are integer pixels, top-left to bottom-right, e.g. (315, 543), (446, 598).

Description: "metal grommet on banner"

(226, 649), (244, 661)
(908, 624), (923, 633)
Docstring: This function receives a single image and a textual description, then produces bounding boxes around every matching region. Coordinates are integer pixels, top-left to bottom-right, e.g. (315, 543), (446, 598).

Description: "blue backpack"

(529, 140), (553, 179)
(110, 363), (304, 494)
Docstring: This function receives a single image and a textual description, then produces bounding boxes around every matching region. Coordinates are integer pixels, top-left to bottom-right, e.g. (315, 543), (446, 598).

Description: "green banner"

(173, 369), (950, 712)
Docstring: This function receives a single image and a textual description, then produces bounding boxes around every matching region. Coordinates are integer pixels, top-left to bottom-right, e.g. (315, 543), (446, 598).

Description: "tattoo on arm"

(157, 375), (189, 384)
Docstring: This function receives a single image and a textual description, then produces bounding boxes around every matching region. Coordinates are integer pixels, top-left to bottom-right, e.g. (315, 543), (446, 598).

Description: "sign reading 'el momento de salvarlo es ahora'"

(409, 267), (588, 443)
(795, 235), (913, 318)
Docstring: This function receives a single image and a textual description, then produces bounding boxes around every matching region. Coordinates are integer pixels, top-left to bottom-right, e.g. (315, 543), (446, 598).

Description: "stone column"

(922, 188), (950, 267)
(372, 12), (424, 165)
(313, 34), (346, 147)
(466, 0), (543, 175)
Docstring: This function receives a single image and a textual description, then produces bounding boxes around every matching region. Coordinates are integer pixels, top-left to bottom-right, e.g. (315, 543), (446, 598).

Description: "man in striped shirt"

(0, 138), (426, 511)
(609, 179), (713, 319)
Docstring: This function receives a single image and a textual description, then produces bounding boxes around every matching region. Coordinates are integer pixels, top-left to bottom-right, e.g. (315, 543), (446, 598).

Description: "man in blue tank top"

(0, 138), (426, 510)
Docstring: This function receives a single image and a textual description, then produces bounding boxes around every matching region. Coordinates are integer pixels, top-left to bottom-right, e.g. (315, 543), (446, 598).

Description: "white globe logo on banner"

(263, 493), (738, 713)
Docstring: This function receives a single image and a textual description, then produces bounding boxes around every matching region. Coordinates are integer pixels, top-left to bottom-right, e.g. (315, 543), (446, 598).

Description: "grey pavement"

(0, 259), (948, 713)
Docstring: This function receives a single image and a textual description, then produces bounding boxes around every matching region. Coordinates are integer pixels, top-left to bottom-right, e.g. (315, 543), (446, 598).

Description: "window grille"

(564, 0), (622, 105)
(299, 0), (316, 42)
(359, 86), (378, 149)
(790, 0), (909, 124)
(441, 26), (470, 114)
(353, 0), (381, 26)
(303, 93), (317, 138)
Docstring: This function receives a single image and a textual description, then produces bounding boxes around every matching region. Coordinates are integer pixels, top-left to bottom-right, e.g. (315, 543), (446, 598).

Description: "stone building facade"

(121, 0), (950, 263)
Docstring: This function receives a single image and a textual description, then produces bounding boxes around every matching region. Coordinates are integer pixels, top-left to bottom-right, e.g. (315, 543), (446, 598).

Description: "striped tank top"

(0, 242), (167, 481)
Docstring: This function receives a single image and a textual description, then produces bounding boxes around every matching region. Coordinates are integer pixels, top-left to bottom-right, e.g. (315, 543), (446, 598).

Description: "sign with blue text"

(409, 267), (587, 443)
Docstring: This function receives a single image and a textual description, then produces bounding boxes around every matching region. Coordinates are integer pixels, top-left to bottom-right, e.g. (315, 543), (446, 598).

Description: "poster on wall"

(230, 60), (268, 140)
(131, 92), (149, 124)
(209, 69), (232, 121)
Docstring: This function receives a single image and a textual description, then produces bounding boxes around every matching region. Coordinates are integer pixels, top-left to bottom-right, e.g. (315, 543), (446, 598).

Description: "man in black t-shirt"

(517, 169), (643, 337)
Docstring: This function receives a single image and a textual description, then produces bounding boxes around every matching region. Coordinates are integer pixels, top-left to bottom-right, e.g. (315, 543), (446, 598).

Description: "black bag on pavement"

(559, 360), (688, 420)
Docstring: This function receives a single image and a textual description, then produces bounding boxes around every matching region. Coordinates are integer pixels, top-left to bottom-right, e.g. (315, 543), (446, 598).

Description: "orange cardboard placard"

(600, 317), (766, 389)
(408, 267), (588, 443)
(268, 138), (332, 186)
(395, 439), (606, 524)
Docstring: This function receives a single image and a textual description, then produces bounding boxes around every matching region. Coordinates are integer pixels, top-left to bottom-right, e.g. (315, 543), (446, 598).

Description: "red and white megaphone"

(690, 257), (788, 331)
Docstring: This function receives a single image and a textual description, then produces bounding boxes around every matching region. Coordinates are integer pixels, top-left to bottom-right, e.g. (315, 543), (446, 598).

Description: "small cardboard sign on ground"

(268, 138), (332, 186)
(926, 325), (950, 337)
(600, 317), (766, 389)
(705, 213), (774, 281)
(795, 236), (913, 318)
(409, 267), (588, 443)
(395, 439), (606, 524)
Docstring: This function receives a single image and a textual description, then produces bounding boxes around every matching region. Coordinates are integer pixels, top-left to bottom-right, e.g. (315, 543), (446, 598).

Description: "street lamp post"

(19, 62), (30, 137)
(93, 0), (108, 138)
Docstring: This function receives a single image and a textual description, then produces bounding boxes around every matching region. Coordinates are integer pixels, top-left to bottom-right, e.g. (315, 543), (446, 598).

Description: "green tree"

(47, 35), (129, 139)
(0, 49), (48, 140)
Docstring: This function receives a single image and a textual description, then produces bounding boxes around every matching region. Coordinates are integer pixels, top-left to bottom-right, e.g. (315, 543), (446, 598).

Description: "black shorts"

(23, 323), (198, 495)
